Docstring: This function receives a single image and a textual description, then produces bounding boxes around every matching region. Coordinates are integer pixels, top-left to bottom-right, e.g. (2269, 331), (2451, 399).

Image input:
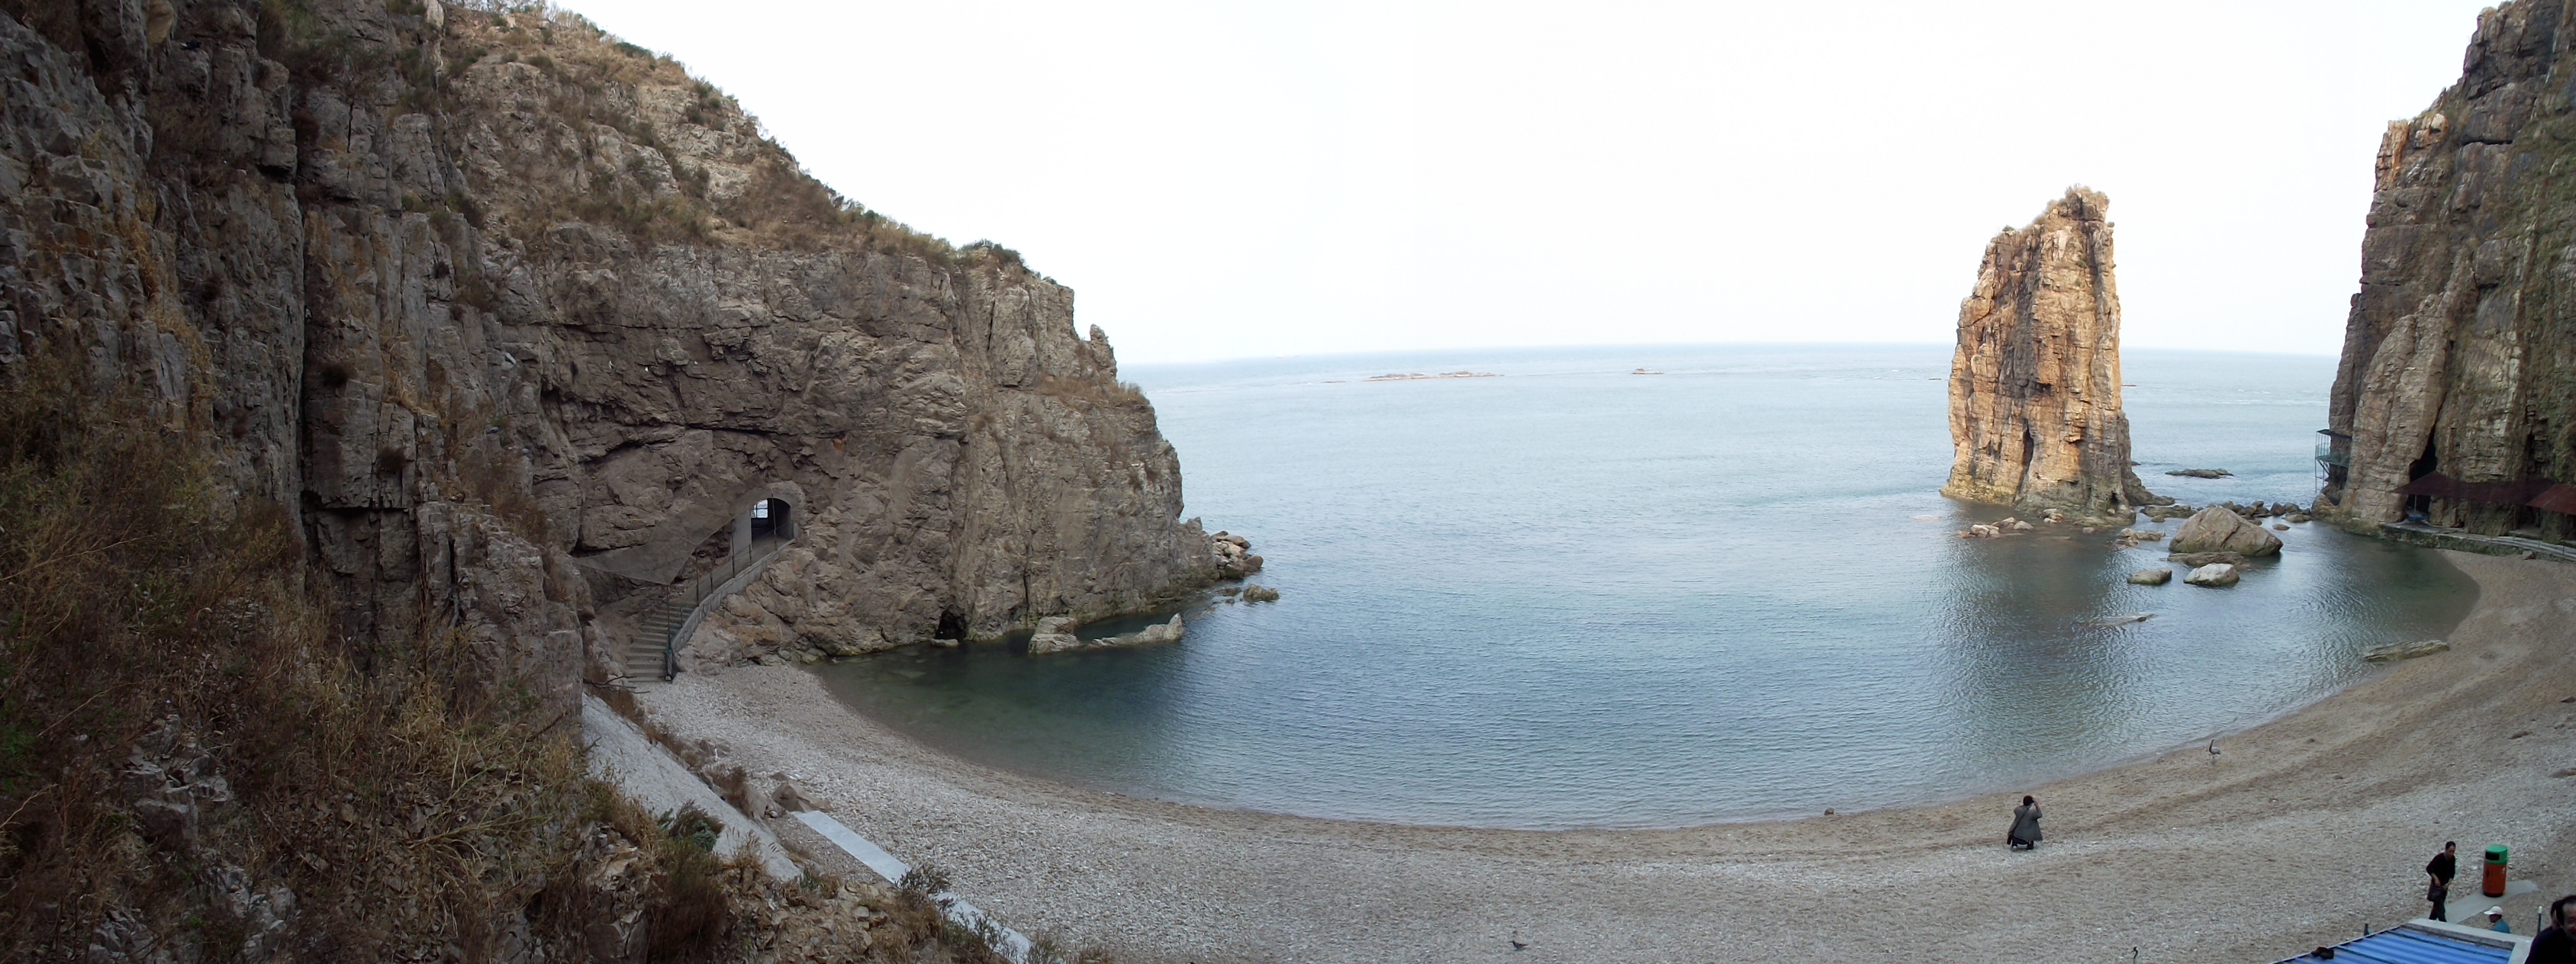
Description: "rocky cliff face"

(0, 0), (1218, 710)
(1944, 188), (2155, 524)
(2324, 0), (2576, 542)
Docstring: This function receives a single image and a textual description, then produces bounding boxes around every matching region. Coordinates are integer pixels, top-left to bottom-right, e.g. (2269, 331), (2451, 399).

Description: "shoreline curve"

(637, 550), (2576, 963)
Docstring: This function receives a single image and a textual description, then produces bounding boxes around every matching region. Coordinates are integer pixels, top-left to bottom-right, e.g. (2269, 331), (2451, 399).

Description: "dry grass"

(1035, 374), (1149, 408)
(0, 354), (1029, 960)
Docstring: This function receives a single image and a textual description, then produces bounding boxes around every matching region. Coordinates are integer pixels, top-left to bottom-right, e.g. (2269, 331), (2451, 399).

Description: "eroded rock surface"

(1945, 188), (2156, 525)
(2324, 0), (2576, 540)
(0, 0), (1223, 702)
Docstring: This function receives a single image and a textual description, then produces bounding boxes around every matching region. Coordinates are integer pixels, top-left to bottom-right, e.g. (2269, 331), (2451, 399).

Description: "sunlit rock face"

(1943, 188), (2153, 525)
(2326, 0), (2576, 541)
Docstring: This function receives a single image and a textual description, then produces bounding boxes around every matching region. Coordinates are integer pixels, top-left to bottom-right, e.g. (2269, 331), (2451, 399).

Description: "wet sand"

(636, 551), (2576, 962)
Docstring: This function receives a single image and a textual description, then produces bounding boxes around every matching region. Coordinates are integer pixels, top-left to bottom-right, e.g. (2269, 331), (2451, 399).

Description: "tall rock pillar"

(1943, 187), (2156, 524)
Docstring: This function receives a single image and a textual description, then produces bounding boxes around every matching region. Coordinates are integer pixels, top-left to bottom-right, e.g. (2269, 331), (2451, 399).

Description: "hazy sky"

(569, 1), (2495, 363)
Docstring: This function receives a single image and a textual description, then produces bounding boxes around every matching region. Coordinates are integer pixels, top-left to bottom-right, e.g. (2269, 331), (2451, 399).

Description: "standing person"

(2425, 842), (2458, 921)
(2485, 906), (2511, 933)
(2007, 795), (2042, 850)
(2531, 895), (2575, 964)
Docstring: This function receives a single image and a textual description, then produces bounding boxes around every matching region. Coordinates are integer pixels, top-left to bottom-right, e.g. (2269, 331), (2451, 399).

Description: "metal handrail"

(659, 535), (786, 681)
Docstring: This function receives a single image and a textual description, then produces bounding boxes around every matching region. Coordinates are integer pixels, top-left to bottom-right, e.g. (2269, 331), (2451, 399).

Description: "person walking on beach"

(2007, 795), (2042, 850)
(2425, 842), (2458, 921)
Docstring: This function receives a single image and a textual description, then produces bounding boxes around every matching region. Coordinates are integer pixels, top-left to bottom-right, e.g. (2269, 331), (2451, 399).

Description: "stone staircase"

(623, 599), (691, 683)
(622, 535), (789, 683)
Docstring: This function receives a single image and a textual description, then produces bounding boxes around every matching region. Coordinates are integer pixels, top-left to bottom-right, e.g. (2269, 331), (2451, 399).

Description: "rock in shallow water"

(2363, 638), (2449, 662)
(2171, 506), (2283, 557)
(2127, 567), (2173, 586)
(2182, 563), (2240, 587)
(1026, 615), (1084, 655)
(1026, 614), (1186, 655)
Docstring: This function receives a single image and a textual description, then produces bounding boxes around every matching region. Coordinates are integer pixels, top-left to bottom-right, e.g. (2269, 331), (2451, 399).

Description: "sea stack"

(1943, 188), (2156, 525)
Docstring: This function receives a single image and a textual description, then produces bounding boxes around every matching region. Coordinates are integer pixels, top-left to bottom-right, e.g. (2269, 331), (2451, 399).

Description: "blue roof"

(2269, 923), (2520, 964)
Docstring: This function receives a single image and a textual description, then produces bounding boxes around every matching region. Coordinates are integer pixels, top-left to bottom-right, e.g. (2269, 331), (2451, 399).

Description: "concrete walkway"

(580, 694), (801, 879)
(2382, 520), (2576, 562)
(794, 810), (1034, 963)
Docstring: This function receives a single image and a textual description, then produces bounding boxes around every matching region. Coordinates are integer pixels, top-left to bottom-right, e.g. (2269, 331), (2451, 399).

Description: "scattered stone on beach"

(2168, 551), (2249, 567)
(2166, 468), (2233, 478)
(2363, 638), (2449, 662)
(2128, 568), (2174, 586)
(2183, 563), (2240, 587)
(2171, 506), (2283, 557)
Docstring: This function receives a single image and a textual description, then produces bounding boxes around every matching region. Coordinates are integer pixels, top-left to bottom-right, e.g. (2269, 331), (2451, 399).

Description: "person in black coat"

(2007, 795), (2042, 850)
(2531, 895), (2576, 964)
(2425, 842), (2458, 921)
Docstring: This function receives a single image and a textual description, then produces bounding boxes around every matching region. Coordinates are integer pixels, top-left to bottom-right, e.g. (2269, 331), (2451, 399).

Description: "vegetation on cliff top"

(243, 0), (1045, 278)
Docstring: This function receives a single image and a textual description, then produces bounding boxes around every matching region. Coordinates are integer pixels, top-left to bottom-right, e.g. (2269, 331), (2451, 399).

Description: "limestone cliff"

(0, 0), (1219, 712)
(1944, 188), (2155, 524)
(2323, 0), (2576, 542)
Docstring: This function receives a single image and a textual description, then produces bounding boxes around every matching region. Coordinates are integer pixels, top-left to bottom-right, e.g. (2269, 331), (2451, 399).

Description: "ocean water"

(814, 345), (2475, 830)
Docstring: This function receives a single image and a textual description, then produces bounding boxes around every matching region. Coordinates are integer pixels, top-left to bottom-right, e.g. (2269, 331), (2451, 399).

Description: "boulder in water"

(2165, 468), (2233, 478)
(2127, 567), (2173, 586)
(1026, 615), (1084, 655)
(2182, 563), (2240, 587)
(2171, 506), (2283, 556)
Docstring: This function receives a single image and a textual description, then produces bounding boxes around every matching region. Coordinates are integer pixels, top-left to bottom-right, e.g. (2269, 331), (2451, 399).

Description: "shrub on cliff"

(0, 358), (610, 956)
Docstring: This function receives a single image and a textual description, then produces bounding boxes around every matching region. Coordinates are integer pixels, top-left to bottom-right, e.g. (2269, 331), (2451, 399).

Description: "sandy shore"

(636, 551), (2576, 963)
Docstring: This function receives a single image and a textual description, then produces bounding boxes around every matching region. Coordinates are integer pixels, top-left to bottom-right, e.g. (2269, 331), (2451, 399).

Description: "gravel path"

(636, 551), (2576, 963)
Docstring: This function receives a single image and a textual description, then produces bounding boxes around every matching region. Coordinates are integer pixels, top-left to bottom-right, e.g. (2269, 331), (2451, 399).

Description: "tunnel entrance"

(749, 498), (789, 540)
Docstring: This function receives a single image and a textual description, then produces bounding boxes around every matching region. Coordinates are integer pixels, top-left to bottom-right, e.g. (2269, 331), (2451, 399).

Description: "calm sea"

(815, 345), (2475, 829)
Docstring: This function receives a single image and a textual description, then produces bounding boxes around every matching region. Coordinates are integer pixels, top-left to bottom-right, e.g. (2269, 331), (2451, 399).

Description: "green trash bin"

(2483, 844), (2507, 898)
